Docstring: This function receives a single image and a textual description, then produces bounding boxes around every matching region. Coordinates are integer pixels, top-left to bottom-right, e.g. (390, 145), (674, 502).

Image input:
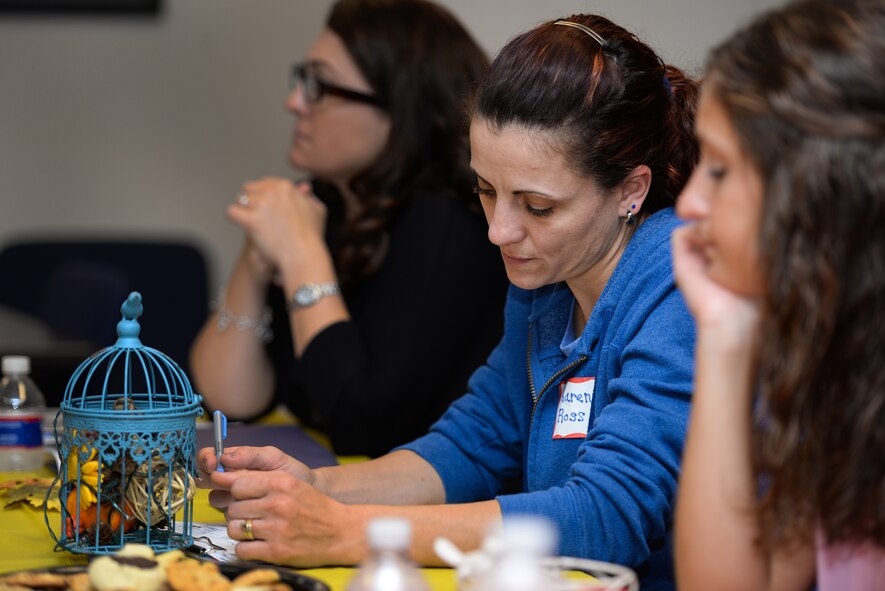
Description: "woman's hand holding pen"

(196, 445), (359, 566)
(197, 445), (317, 495)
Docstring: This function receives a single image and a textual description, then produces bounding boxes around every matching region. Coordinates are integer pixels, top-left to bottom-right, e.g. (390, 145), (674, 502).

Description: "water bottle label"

(0, 416), (43, 448)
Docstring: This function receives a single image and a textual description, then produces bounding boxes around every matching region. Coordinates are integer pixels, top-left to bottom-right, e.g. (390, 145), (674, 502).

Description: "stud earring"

(625, 204), (636, 225)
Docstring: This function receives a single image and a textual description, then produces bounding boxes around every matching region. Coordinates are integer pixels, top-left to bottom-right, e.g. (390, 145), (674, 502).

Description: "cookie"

(116, 544), (156, 560)
(0, 572), (68, 588)
(64, 573), (92, 591)
(88, 555), (166, 591)
(155, 549), (186, 569)
(230, 569), (280, 587)
(165, 560), (231, 591)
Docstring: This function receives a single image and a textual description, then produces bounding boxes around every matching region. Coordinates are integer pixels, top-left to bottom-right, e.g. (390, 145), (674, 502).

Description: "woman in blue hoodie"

(199, 14), (698, 591)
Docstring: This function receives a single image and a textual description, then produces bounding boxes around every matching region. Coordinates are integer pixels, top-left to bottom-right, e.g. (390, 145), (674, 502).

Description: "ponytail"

(658, 64), (699, 209)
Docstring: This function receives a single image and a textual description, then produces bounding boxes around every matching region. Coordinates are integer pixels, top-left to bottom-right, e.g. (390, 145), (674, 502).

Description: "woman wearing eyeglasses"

(189, 0), (507, 457)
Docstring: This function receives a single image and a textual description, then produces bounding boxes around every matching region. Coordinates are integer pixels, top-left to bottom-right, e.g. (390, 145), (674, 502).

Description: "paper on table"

(190, 522), (239, 562)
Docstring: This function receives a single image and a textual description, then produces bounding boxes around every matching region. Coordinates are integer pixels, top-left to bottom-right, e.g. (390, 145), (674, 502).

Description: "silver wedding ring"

(236, 191), (250, 207)
(242, 518), (255, 541)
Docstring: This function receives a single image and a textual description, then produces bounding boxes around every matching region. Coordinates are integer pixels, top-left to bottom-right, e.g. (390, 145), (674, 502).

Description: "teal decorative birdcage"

(44, 291), (204, 554)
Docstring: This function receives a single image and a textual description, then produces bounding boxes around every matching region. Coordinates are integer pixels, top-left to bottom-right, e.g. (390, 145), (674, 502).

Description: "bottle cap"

(366, 517), (411, 551)
(496, 515), (558, 556)
(2, 355), (31, 375)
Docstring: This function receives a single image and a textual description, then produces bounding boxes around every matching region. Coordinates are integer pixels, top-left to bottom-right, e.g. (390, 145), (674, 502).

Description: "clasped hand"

(196, 445), (357, 566)
(227, 177), (330, 284)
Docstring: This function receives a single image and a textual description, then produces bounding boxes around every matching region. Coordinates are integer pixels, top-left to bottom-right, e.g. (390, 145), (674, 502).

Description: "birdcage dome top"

(60, 291), (203, 417)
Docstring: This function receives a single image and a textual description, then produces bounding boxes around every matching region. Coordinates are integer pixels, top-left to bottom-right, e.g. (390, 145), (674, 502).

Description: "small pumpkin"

(65, 491), (98, 537)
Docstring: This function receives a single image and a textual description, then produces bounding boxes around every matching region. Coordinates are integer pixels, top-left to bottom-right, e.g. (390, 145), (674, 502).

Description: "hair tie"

(662, 76), (673, 96)
(553, 20), (606, 47)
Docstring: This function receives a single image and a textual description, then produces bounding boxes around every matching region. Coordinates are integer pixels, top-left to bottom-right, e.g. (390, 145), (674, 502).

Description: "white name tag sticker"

(552, 377), (595, 439)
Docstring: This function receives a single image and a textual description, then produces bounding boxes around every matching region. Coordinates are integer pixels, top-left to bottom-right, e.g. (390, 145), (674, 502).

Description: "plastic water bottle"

(0, 355), (47, 471)
(472, 516), (560, 591)
(346, 517), (430, 591)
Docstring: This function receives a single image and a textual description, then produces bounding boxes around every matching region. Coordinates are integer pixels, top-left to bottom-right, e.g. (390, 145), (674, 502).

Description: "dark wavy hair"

(472, 14), (699, 220)
(707, 0), (885, 550)
(326, 0), (488, 283)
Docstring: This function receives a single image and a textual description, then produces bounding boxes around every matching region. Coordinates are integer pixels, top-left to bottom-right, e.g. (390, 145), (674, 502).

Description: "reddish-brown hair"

(472, 14), (699, 219)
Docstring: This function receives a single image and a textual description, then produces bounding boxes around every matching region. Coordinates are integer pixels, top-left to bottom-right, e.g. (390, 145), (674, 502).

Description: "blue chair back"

(0, 239), (209, 372)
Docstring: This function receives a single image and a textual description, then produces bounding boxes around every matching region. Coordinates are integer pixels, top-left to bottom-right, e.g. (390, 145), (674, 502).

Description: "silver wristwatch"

(287, 282), (341, 311)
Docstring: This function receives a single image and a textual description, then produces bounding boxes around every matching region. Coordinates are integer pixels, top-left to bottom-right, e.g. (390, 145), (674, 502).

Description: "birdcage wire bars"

(44, 291), (204, 554)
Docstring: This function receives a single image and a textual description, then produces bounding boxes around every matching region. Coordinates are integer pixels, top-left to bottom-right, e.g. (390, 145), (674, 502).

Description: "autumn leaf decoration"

(0, 477), (60, 511)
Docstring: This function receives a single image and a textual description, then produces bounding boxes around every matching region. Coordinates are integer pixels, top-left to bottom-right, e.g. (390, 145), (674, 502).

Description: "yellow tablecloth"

(0, 470), (456, 591)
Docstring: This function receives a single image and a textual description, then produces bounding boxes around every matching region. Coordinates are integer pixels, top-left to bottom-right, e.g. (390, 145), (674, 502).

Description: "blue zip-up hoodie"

(400, 208), (694, 591)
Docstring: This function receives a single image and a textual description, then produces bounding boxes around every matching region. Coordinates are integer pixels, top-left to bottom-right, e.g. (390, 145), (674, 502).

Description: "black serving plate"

(0, 560), (330, 591)
(219, 562), (329, 591)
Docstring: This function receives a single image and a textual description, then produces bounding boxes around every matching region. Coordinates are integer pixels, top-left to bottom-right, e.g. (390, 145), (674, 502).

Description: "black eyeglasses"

(289, 62), (386, 108)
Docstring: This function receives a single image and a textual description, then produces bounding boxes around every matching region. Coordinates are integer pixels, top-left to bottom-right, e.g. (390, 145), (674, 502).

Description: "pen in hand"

(213, 410), (227, 472)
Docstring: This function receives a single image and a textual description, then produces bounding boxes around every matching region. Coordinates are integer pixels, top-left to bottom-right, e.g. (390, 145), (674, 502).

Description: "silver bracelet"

(211, 293), (273, 344)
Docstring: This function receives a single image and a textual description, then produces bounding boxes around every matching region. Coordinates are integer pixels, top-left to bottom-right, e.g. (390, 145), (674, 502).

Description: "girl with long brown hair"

(674, 0), (885, 588)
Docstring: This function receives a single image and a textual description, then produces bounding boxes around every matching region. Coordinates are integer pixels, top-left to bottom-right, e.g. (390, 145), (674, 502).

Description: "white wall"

(0, 0), (783, 292)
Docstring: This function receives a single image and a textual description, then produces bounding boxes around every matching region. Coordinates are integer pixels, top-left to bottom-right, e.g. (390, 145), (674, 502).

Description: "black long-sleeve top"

(262, 184), (508, 457)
